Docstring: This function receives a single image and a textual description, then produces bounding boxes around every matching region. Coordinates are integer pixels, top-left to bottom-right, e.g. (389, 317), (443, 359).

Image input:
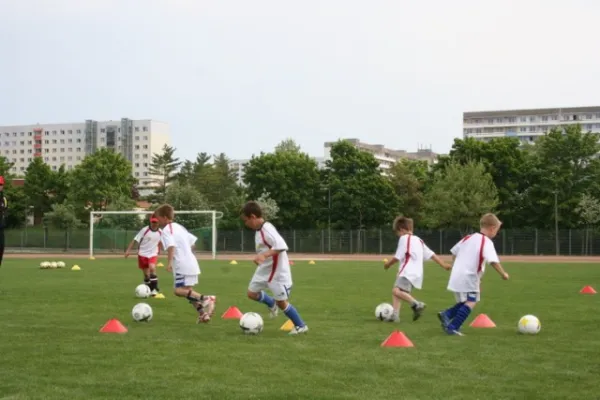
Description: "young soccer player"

(438, 213), (509, 336)
(240, 201), (308, 335)
(125, 215), (163, 296)
(384, 216), (450, 322)
(154, 204), (216, 323)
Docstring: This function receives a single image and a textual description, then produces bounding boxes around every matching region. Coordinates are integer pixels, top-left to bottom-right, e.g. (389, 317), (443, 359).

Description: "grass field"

(0, 257), (598, 400)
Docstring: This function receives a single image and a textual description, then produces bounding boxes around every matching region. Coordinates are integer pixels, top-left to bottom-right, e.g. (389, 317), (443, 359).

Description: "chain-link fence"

(4, 227), (600, 256)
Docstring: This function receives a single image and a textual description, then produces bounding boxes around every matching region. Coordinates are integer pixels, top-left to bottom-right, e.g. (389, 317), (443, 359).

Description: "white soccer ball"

(240, 312), (264, 335)
(50, 262), (58, 269)
(518, 314), (541, 335)
(375, 303), (394, 321)
(135, 284), (151, 298)
(39, 261), (48, 269)
(57, 261), (65, 268)
(132, 302), (153, 322)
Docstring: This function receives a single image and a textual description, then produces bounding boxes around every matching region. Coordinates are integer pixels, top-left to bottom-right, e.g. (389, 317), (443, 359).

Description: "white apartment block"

(230, 138), (440, 185)
(463, 106), (600, 144)
(323, 138), (440, 174)
(0, 118), (170, 186)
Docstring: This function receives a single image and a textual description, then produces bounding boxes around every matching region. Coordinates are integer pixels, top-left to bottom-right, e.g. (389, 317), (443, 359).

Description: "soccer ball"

(518, 314), (541, 335)
(57, 261), (65, 268)
(50, 262), (58, 269)
(135, 284), (151, 298)
(375, 303), (394, 321)
(239, 312), (264, 335)
(40, 261), (49, 269)
(132, 302), (153, 322)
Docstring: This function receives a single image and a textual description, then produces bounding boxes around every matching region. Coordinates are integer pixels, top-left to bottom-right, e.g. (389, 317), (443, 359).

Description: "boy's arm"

(124, 239), (137, 257)
(383, 257), (399, 270)
(490, 262), (509, 280)
(255, 225), (287, 264)
(384, 236), (406, 270)
(431, 254), (451, 270)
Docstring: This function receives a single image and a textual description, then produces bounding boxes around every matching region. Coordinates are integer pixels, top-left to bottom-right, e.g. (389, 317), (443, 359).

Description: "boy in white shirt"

(240, 201), (308, 335)
(438, 213), (509, 336)
(124, 215), (163, 296)
(154, 204), (216, 324)
(384, 216), (450, 322)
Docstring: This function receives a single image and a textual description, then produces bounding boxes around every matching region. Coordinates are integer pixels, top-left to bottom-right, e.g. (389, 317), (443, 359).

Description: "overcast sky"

(1, 0), (599, 162)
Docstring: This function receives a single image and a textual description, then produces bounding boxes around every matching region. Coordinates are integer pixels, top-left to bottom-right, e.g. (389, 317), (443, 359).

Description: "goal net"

(89, 210), (223, 259)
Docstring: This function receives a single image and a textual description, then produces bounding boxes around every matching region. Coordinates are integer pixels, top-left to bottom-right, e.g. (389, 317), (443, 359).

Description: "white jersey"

(160, 222), (200, 276)
(447, 232), (500, 293)
(253, 222), (292, 284)
(134, 226), (162, 258)
(394, 234), (435, 289)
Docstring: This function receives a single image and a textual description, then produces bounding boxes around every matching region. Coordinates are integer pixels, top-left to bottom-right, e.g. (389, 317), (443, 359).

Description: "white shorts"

(248, 279), (292, 301)
(454, 291), (480, 303)
(174, 273), (198, 288)
(394, 277), (413, 293)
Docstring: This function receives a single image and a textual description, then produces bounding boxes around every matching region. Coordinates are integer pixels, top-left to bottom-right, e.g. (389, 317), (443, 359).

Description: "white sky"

(1, 0), (599, 161)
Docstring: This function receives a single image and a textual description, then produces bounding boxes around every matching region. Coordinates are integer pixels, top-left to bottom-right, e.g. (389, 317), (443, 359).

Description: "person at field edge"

(438, 213), (510, 336)
(240, 201), (308, 335)
(0, 176), (7, 267)
(125, 215), (163, 296)
(384, 216), (451, 322)
(154, 204), (216, 323)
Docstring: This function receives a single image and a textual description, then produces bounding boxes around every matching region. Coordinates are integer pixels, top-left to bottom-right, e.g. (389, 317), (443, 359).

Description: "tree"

(148, 144), (181, 203)
(69, 148), (136, 211)
(522, 125), (600, 229)
(3, 185), (28, 228)
(325, 140), (399, 229)
(98, 196), (143, 230)
(388, 159), (429, 223)
(574, 194), (600, 254)
(0, 156), (14, 178)
(255, 191), (279, 220)
(164, 181), (210, 228)
(243, 149), (321, 228)
(274, 138), (301, 154)
(23, 157), (54, 224)
(51, 164), (71, 205)
(433, 137), (528, 228)
(423, 160), (499, 234)
(43, 203), (82, 251)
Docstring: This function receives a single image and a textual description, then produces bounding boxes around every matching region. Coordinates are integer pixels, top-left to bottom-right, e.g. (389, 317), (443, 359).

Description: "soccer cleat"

(412, 302), (426, 321)
(438, 311), (450, 330)
(288, 325), (309, 335)
(388, 313), (400, 323)
(150, 289), (159, 297)
(202, 295), (216, 317)
(269, 305), (279, 319)
(197, 311), (211, 324)
(445, 328), (464, 336)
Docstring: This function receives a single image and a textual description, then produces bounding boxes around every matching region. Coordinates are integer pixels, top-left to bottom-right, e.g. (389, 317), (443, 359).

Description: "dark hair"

(241, 201), (263, 218)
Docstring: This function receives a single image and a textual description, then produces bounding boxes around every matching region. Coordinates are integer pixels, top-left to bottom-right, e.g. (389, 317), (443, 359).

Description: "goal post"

(89, 210), (224, 260)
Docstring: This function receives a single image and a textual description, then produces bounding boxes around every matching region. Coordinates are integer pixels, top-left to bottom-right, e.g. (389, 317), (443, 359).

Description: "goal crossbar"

(89, 210), (224, 260)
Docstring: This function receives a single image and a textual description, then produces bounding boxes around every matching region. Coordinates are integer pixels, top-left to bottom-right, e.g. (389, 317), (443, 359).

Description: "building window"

(135, 136), (139, 140)
(143, 126), (148, 132)
(135, 145), (140, 149)
(100, 128), (105, 133)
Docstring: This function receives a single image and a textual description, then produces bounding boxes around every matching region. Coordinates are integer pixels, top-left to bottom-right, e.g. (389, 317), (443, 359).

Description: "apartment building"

(0, 118), (170, 186)
(323, 138), (440, 173)
(230, 138), (441, 185)
(463, 106), (600, 144)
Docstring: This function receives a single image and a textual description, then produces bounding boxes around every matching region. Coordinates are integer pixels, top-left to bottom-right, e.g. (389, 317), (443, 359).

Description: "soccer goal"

(89, 210), (224, 260)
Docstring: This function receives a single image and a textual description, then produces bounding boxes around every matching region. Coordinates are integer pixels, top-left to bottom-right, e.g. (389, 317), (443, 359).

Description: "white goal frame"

(89, 210), (224, 260)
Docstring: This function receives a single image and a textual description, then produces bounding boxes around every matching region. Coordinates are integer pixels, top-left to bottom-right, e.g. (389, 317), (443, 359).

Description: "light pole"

(554, 189), (559, 256)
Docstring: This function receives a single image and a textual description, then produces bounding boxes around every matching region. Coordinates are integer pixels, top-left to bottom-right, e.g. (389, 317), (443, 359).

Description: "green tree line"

(2, 124), (600, 233)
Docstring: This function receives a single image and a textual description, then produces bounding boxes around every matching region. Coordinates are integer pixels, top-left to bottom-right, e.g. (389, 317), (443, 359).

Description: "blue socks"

(284, 304), (305, 327)
(443, 302), (463, 320)
(447, 304), (472, 331)
(257, 291), (275, 308)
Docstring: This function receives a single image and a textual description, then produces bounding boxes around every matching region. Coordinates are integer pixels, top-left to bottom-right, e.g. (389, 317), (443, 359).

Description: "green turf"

(0, 258), (598, 400)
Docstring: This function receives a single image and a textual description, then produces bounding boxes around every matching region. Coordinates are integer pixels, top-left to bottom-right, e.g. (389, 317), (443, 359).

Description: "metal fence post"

(439, 230), (443, 254)
(379, 229), (383, 254)
(293, 230), (296, 253)
(534, 229), (538, 255)
(569, 229), (572, 255)
(241, 229), (244, 252)
(350, 230), (353, 254)
(321, 230), (324, 253)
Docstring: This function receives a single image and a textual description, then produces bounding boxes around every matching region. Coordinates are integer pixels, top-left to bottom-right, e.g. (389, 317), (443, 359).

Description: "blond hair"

(154, 204), (175, 220)
(393, 216), (413, 232)
(480, 213), (501, 228)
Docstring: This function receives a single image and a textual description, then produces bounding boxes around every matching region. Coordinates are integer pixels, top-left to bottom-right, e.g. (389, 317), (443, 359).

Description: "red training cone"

(99, 319), (128, 333)
(381, 331), (414, 347)
(221, 306), (243, 319)
(580, 285), (597, 294)
(470, 313), (496, 328)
